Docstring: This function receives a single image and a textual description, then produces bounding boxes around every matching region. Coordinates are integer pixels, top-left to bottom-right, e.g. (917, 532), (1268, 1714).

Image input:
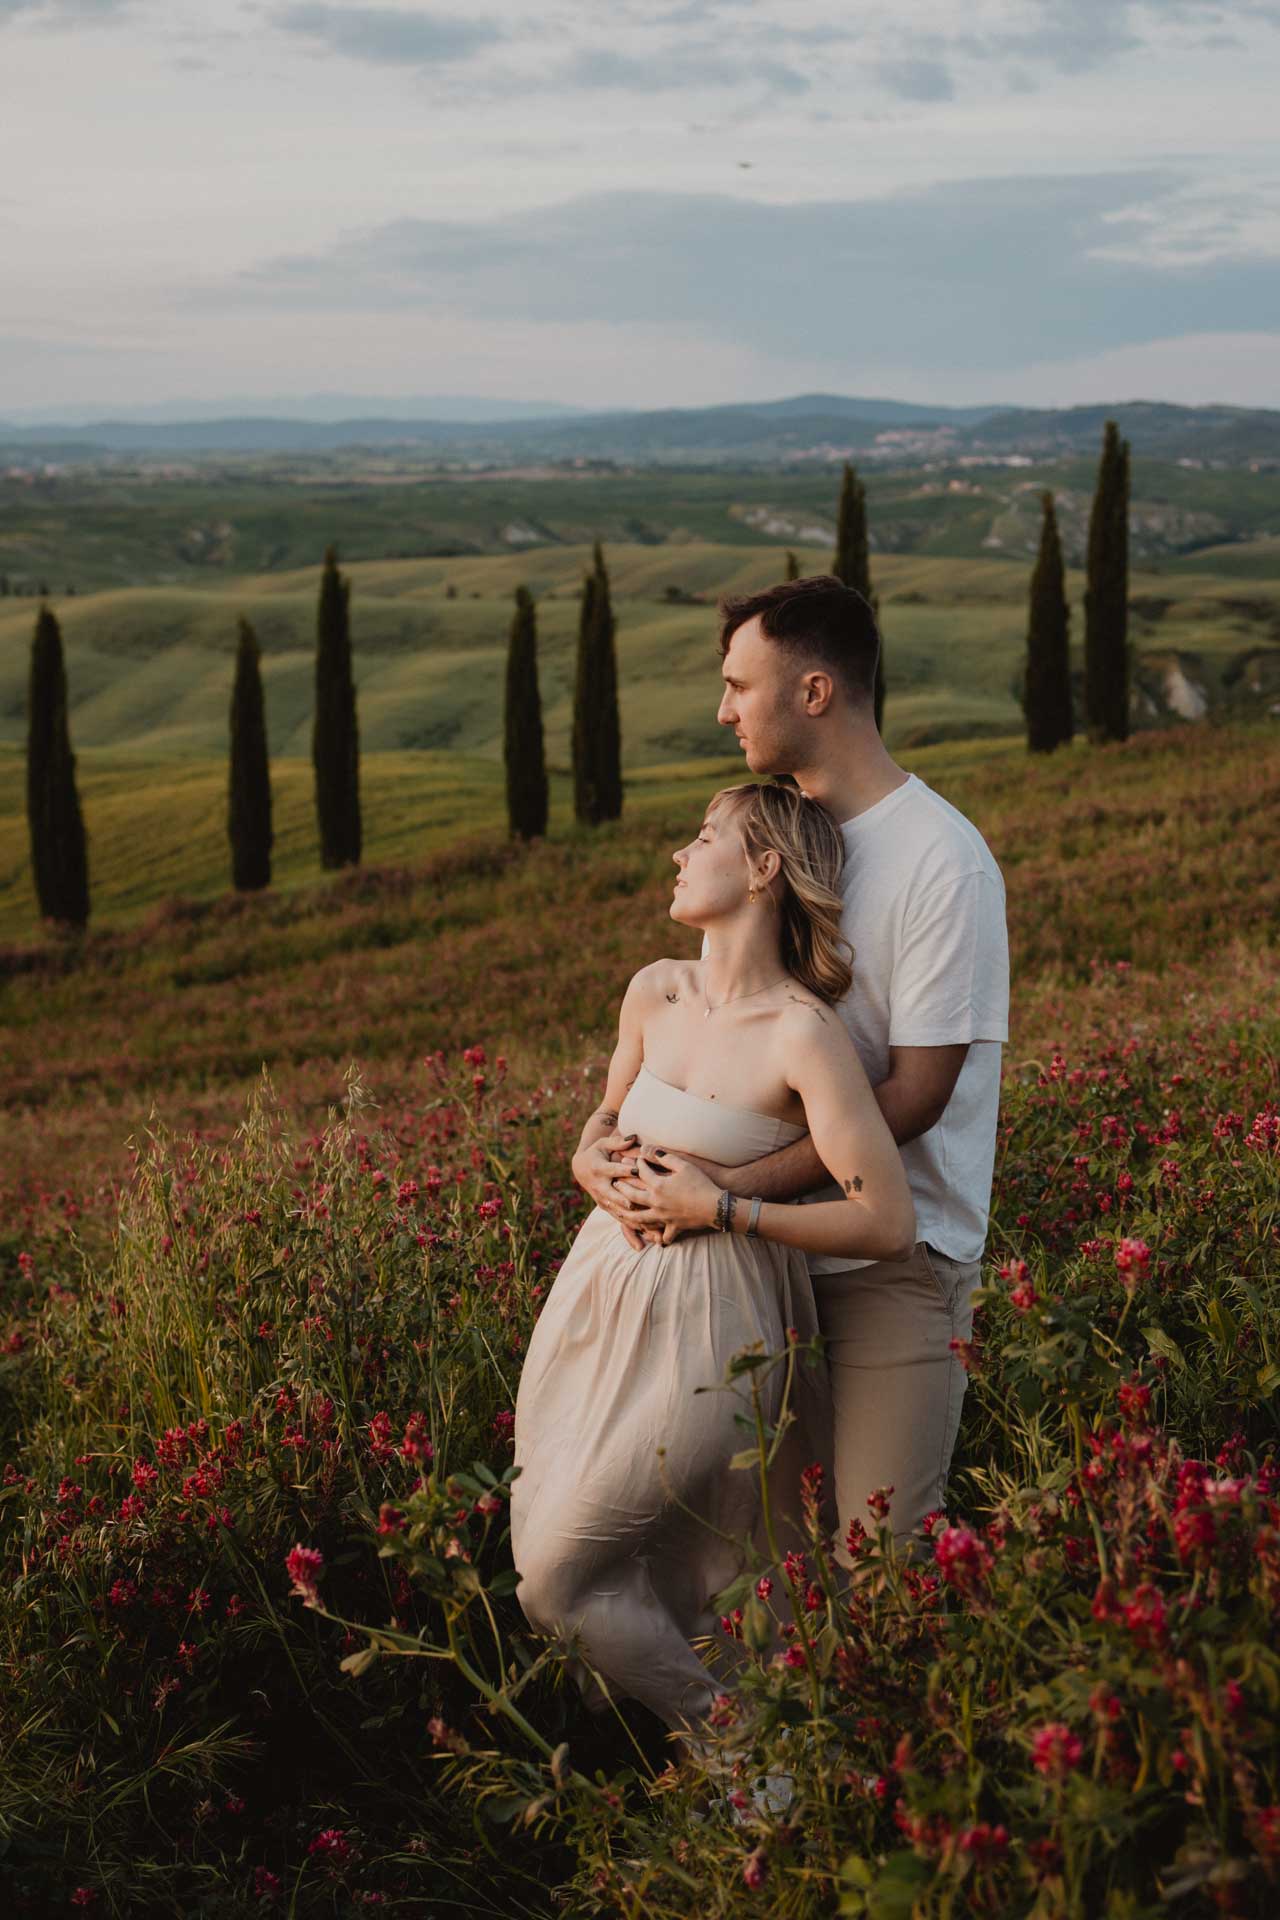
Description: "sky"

(1, 0), (1278, 416)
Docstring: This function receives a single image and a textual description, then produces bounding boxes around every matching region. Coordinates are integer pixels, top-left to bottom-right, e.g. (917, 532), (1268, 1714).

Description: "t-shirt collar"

(838, 772), (920, 839)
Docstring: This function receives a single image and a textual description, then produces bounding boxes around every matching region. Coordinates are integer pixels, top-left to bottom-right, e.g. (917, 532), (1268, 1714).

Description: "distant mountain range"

(2, 393), (1278, 465)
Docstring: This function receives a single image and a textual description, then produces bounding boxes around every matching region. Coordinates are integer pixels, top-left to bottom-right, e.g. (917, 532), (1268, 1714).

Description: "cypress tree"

(26, 604), (89, 928)
(784, 550), (800, 582)
(1023, 493), (1074, 754)
(833, 461), (885, 733)
(1084, 420), (1131, 744)
(571, 542), (622, 825)
(504, 586), (549, 840)
(229, 615), (273, 890)
(312, 545), (362, 868)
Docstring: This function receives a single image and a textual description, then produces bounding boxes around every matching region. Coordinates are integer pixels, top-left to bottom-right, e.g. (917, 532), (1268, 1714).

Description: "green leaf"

(340, 1645), (380, 1679)
(488, 1567), (522, 1597)
(483, 1793), (531, 1826)
(741, 1597), (775, 1653)
(1016, 1373), (1044, 1415)
(840, 1856), (875, 1890)
(868, 1850), (934, 1920)
(448, 1471), (488, 1498)
(711, 1571), (754, 1613)
(1142, 1325), (1185, 1371)
(727, 1349), (771, 1375)
(1206, 1295), (1238, 1350)
(729, 1448), (762, 1472)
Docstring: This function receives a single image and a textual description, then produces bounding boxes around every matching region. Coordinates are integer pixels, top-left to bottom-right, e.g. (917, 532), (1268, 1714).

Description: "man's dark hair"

(718, 573), (880, 704)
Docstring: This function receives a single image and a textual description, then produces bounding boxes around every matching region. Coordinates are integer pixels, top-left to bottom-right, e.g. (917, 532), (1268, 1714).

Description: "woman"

(510, 781), (914, 1739)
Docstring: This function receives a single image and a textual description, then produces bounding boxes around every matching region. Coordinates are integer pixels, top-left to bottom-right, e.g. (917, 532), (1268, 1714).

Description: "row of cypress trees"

(503, 541), (622, 838)
(22, 432), (1137, 919)
(25, 545), (363, 925)
(1023, 419), (1132, 752)
(229, 543), (363, 891)
(223, 544), (364, 895)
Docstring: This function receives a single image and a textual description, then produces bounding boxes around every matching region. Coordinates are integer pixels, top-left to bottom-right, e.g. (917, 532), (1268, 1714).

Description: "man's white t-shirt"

(805, 773), (1008, 1273)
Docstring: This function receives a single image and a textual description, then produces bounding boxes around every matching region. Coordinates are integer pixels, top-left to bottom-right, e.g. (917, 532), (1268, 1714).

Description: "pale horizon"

(5, 365), (1280, 428)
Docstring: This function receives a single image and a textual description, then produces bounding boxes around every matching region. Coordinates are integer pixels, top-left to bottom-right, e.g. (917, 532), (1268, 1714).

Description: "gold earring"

(748, 886), (757, 904)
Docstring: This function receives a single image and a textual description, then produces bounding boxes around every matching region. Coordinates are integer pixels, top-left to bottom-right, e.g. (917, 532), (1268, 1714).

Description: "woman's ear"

(756, 848), (782, 889)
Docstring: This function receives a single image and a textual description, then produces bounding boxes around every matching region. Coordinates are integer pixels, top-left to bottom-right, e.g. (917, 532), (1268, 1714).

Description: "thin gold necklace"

(703, 973), (788, 1020)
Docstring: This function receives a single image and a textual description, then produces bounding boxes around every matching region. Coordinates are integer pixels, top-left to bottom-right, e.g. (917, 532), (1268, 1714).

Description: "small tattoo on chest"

(665, 992), (679, 1004)
(844, 1175), (864, 1194)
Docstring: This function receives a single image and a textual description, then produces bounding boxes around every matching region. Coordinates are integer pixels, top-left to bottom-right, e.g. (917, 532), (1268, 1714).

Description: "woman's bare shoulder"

(628, 957), (701, 1006)
(775, 981), (836, 1031)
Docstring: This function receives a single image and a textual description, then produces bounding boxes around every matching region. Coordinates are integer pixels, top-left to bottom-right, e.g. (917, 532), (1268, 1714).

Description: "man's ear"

(800, 669), (835, 717)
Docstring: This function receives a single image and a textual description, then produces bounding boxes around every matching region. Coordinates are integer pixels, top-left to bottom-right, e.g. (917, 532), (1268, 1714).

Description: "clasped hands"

(574, 1129), (729, 1250)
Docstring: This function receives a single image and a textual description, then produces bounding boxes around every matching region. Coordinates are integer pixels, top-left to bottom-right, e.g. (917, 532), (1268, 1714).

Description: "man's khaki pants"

(812, 1241), (980, 1559)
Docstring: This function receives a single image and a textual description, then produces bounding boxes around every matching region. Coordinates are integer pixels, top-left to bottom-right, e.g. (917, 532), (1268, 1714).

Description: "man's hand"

(572, 1130), (652, 1251)
(672, 1150), (735, 1188)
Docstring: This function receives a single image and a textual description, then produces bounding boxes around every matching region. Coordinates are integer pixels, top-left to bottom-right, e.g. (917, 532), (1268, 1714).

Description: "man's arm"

(706, 1043), (970, 1201)
(874, 1042), (969, 1146)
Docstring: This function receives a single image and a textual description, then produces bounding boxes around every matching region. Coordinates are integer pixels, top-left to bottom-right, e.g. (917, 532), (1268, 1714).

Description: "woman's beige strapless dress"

(509, 1065), (833, 1733)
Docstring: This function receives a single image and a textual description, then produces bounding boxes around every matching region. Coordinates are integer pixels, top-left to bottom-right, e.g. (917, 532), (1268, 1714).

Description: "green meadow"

(4, 455), (1280, 593)
(3, 539), (1279, 938)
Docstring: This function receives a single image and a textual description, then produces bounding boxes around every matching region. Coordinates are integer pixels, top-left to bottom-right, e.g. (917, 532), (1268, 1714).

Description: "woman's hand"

(613, 1150), (722, 1246)
(572, 1129), (650, 1250)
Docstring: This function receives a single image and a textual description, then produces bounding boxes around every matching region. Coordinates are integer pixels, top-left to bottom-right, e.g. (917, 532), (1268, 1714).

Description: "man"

(575, 575), (1008, 1554)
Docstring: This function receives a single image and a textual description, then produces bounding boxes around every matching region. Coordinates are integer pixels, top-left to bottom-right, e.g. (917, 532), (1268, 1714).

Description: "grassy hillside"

(1, 721), (1275, 1222)
(1, 720), (1277, 1914)
(0, 742), (753, 935)
(2, 549), (1278, 795)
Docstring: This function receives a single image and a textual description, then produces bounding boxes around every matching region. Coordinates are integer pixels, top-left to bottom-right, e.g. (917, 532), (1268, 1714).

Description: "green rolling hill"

(2, 526), (1277, 940)
(2, 546), (1277, 770)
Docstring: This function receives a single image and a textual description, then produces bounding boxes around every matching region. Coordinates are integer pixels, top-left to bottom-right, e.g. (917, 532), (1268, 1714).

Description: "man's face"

(716, 616), (809, 775)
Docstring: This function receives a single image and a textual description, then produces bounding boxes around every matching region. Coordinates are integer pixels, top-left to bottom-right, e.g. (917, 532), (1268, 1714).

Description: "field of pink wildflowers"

(0, 721), (1277, 1916)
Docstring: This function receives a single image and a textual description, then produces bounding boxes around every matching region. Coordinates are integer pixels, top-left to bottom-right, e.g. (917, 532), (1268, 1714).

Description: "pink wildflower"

(285, 1544), (325, 1606)
(1031, 1722), (1084, 1779)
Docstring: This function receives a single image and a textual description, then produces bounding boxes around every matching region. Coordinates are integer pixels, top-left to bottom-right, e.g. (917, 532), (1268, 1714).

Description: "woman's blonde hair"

(710, 781), (854, 1005)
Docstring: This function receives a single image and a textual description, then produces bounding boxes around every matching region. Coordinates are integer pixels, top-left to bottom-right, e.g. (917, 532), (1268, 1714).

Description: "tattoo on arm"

(785, 990), (828, 1024)
(597, 1108), (620, 1127)
(843, 1175), (864, 1194)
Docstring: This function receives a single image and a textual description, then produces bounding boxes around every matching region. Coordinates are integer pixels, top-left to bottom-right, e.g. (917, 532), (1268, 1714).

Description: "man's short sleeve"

(889, 870), (1009, 1047)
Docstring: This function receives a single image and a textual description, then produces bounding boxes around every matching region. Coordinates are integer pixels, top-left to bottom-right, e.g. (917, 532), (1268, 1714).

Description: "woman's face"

(669, 801), (751, 927)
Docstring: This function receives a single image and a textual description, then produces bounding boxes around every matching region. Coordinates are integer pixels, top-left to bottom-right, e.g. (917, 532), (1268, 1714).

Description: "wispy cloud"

(874, 56), (954, 102)
(207, 173), (1280, 373)
(272, 3), (501, 65)
(0, 0), (132, 24)
(561, 44), (809, 95)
